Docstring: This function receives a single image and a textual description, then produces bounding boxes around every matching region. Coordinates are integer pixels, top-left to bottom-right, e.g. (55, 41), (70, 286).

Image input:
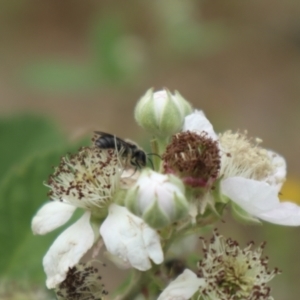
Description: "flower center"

(198, 231), (280, 300)
(219, 131), (275, 181)
(162, 131), (220, 187)
(47, 147), (121, 212)
(55, 262), (108, 300)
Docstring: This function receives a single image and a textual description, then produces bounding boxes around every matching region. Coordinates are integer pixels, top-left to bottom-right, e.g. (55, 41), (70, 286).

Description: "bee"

(94, 131), (147, 169)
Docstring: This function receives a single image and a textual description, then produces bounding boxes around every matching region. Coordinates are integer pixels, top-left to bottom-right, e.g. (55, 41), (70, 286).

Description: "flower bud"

(125, 169), (189, 228)
(134, 88), (192, 137)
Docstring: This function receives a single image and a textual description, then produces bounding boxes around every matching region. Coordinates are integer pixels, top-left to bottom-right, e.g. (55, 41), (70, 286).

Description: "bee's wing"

(124, 139), (139, 147)
(94, 131), (115, 138)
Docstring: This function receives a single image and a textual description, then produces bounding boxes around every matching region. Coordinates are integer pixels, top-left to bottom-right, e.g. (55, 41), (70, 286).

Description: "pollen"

(162, 131), (220, 188)
(219, 131), (275, 181)
(55, 262), (108, 300)
(46, 147), (121, 211)
(198, 230), (280, 300)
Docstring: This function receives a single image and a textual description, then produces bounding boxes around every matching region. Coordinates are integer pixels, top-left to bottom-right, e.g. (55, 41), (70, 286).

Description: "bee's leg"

(126, 160), (138, 177)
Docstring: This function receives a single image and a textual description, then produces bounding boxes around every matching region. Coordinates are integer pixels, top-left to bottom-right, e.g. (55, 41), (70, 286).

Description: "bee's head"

(132, 150), (147, 168)
(137, 151), (147, 167)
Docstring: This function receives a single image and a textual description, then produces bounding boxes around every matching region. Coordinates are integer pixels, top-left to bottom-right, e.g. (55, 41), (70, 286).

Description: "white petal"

(43, 212), (94, 288)
(265, 150), (286, 191)
(183, 110), (217, 140)
(157, 269), (205, 300)
(221, 177), (279, 216)
(32, 201), (76, 235)
(153, 90), (168, 120)
(258, 201), (300, 226)
(100, 204), (163, 271)
(142, 226), (164, 264)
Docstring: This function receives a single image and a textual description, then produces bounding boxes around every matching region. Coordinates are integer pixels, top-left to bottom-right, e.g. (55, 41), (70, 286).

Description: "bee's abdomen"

(95, 136), (113, 148)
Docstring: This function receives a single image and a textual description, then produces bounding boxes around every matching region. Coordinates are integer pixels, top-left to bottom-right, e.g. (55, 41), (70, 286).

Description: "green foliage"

(0, 151), (58, 282)
(0, 115), (65, 182)
(0, 115), (85, 284)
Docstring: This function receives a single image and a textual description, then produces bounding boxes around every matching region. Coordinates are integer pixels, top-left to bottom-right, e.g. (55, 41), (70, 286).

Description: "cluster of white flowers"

(32, 88), (300, 300)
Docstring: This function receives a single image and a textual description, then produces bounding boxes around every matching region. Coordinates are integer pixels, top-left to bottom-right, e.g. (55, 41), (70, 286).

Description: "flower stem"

(150, 136), (169, 172)
(156, 137), (169, 156)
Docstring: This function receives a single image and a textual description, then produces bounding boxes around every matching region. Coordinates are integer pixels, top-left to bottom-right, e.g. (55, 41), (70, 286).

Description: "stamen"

(198, 229), (280, 300)
(46, 147), (121, 211)
(55, 262), (108, 300)
(219, 131), (275, 181)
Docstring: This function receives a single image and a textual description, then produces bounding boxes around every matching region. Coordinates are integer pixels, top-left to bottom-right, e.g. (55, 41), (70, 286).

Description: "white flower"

(183, 110), (218, 140)
(197, 230), (280, 300)
(31, 201), (98, 289)
(32, 147), (120, 288)
(219, 131), (300, 225)
(32, 147), (160, 288)
(43, 212), (94, 289)
(157, 269), (205, 300)
(183, 111), (300, 226)
(219, 131), (286, 189)
(100, 204), (163, 271)
(125, 169), (189, 228)
(135, 88), (192, 137)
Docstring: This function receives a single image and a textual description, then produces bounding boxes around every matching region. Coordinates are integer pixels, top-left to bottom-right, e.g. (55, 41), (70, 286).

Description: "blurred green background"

(1, 0), (300, 299)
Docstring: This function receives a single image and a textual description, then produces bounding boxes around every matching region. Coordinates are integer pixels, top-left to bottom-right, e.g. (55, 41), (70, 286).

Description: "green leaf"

(0, 115), (65, 182)
(0, 146), (83, 284)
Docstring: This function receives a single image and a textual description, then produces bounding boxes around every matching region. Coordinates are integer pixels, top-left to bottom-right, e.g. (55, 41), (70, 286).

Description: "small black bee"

(94, 131), (147, 169)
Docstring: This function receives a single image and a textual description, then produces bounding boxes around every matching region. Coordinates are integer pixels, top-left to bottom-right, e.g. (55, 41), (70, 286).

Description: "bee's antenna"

(127, 161), (141, 178)
(147, 153), (162, 160)
(147, 153), (162, 159)
(148, 157), (154, 170)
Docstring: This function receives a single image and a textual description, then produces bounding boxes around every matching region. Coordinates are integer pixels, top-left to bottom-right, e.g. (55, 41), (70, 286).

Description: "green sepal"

(174, 90), (193, 117)
(136, 96), (160, 134)
(134, 88), (153, 116)
(142, 198), (170, 229)
(89, 214), (103, 242)
(211, 177), (227, 204)
(173, 192), (189, 220)
(168, 174), (185, 193)
(124, 186), (140, 215)
(231, 202), (262, 225)
(159, 90), (183, 136)
(113, 188), (128, 206)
